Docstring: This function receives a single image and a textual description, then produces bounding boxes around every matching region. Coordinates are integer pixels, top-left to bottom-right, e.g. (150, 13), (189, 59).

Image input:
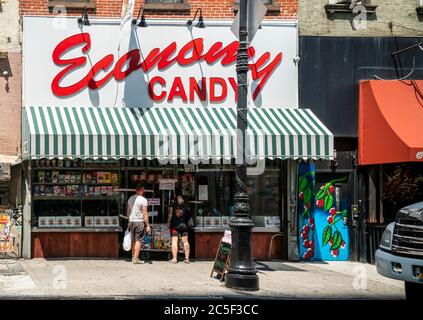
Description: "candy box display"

(110, 216), (119, 227)
(221, 216), (230, 227)
(195, 216), (203, 227)
(94, 216), (104, 227)
(203, 217), (214, 227)
(39, 216), (55, 228)
(56, 217), (65, 227)
(212, 217), (222, 227)
(152, 224), (171, 250)
(64, 217), (73, 227)
(85, 216), (94, 227)
(71, 217), (82, 227)
(102, 217), (112, 226)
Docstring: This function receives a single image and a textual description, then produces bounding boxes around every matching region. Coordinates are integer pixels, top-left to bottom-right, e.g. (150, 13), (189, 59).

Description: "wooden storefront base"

(195, 232), (284, 260)
(32, 232), (120, 258)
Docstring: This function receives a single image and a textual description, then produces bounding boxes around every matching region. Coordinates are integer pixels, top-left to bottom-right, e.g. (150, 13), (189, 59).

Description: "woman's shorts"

(170, 223), (188, 237)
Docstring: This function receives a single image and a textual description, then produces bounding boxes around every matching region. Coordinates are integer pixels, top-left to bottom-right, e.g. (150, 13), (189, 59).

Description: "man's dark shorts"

(128, 221), (145, 243)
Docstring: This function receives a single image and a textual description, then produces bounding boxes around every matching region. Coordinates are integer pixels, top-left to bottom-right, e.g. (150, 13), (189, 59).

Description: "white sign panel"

(231, 0), (267, 44)
(159, 179), (176, 190)
(23, 17), (298, 108)
(147, 198), (161, 206)
(198, 185), (208, 201)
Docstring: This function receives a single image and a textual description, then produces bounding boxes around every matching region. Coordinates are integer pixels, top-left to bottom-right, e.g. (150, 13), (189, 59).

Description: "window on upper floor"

(417, 0), (423, 16)
(48, 0), (96, 10)
(233, 0), (280, 14)
(143, 0), (190, 11)
(325, 0), (377, 15)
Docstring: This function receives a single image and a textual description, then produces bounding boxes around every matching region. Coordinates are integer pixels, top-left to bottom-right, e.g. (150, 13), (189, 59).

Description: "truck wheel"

(405, 281), (423, 301)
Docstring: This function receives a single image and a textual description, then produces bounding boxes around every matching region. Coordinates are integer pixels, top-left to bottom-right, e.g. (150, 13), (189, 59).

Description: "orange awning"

(359, 80), (423, 165)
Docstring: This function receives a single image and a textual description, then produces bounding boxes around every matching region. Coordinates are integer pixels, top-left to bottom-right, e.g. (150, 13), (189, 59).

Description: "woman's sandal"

(169, 259), (177, 264)
(184, 259), (190, 264)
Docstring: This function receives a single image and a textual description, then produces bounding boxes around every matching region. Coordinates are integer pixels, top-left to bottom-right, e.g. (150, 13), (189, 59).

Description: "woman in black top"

(167, 194), (191, 264)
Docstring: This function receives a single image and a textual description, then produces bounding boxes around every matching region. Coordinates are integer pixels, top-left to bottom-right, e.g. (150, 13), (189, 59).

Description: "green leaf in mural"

(315, 187), (327, 200)
(302, 208), (310, 219)
(323, 225), (332, 245)
(331, 231), (342, 250)
(304, 188), (312, 204)
(299, 176), (308, 193)
(323, 194), (334, 212)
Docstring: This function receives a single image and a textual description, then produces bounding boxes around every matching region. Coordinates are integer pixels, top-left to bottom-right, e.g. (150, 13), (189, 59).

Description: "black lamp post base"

(225, 273), (259, 291)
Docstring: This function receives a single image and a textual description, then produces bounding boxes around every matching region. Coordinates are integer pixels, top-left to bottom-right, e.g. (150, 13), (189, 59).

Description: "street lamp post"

(225, 0), (259, 291)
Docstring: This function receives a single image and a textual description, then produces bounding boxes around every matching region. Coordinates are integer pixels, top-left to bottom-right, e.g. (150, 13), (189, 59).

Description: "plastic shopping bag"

(123, 229), (132, 251)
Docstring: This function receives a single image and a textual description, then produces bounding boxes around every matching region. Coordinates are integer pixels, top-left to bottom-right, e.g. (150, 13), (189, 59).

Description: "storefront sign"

(198, 185), (208, 201)
(147, 198), (161, 206)
(23, 17), (298, 108)
(210, 240), (231, 280)
(159, 179), (176, 190)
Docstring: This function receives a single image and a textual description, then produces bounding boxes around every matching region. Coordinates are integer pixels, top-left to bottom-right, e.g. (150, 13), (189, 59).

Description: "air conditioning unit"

(0, 162), (11, 175)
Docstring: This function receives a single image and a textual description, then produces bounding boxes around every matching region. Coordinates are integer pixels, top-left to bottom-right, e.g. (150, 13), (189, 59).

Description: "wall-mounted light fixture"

(187, 8), (205, 28)
(77, 6), (90, 26)
(2, 70), (9, 93)
(132, 7), (148, 28)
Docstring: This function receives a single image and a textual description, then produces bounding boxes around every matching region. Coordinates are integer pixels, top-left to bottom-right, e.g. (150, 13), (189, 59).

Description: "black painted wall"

(299, 36), (423, 138)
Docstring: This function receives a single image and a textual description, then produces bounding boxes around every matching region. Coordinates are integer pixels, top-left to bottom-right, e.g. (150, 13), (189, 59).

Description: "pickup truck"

(375, 201), (423, 300)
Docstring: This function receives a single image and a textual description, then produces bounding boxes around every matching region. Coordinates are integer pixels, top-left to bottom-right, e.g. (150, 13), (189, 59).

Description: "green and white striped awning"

(22, 106), (334, 161)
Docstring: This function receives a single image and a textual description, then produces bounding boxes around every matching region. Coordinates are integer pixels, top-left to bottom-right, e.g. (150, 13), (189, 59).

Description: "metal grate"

(392, 217), (423, 257)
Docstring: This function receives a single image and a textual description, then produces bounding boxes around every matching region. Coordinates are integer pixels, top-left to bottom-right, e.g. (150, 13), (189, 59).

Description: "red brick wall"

(20, 0), (297, 20)
(0, 53), (21, 157)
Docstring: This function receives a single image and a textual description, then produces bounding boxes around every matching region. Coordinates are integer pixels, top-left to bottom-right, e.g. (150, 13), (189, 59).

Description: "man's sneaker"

(132, 259), (146, 264)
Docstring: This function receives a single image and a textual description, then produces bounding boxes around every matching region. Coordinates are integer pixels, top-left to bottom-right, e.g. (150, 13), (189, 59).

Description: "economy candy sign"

(23, 17), (298, 108)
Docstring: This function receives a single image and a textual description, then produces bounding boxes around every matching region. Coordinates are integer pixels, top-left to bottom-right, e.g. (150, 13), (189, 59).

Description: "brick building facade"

(0, 0), (20, 158)
(298, 0), (423, 263)
(299, 0), (423, 36)
(20, 0), (297, 20)
(0, 0), (21, 206)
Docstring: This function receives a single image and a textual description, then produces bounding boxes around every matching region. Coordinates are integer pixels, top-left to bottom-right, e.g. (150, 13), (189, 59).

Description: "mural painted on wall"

(298, 164), (316, 261)
(298, 163), (350, 261)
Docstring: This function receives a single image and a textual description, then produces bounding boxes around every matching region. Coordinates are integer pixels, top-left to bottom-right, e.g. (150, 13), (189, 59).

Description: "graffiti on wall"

(298, 163), (350, 261)
(0, 208), (21, 255)
(0, 209), (13, 252)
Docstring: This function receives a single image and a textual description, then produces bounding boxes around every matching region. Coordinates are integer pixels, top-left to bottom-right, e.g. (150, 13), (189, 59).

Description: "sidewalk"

(0, 258), (405, 299)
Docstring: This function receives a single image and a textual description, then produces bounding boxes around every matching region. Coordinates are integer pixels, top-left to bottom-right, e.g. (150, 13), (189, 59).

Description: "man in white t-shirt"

(127, 183), (151, 264)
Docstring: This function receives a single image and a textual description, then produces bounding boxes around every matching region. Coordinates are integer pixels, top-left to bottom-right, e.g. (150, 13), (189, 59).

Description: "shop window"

(143, 0), (191, 11)
(247, 169), (281, 229)
(30, 159), (282, 231)
(324, 0), (377, 15)
(194, 161), (282, 230)
(32, 159), (121, 229)
(417, 0), (423, 16)
(48, 0), (96, 10)
(233, 0), (280, 14)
